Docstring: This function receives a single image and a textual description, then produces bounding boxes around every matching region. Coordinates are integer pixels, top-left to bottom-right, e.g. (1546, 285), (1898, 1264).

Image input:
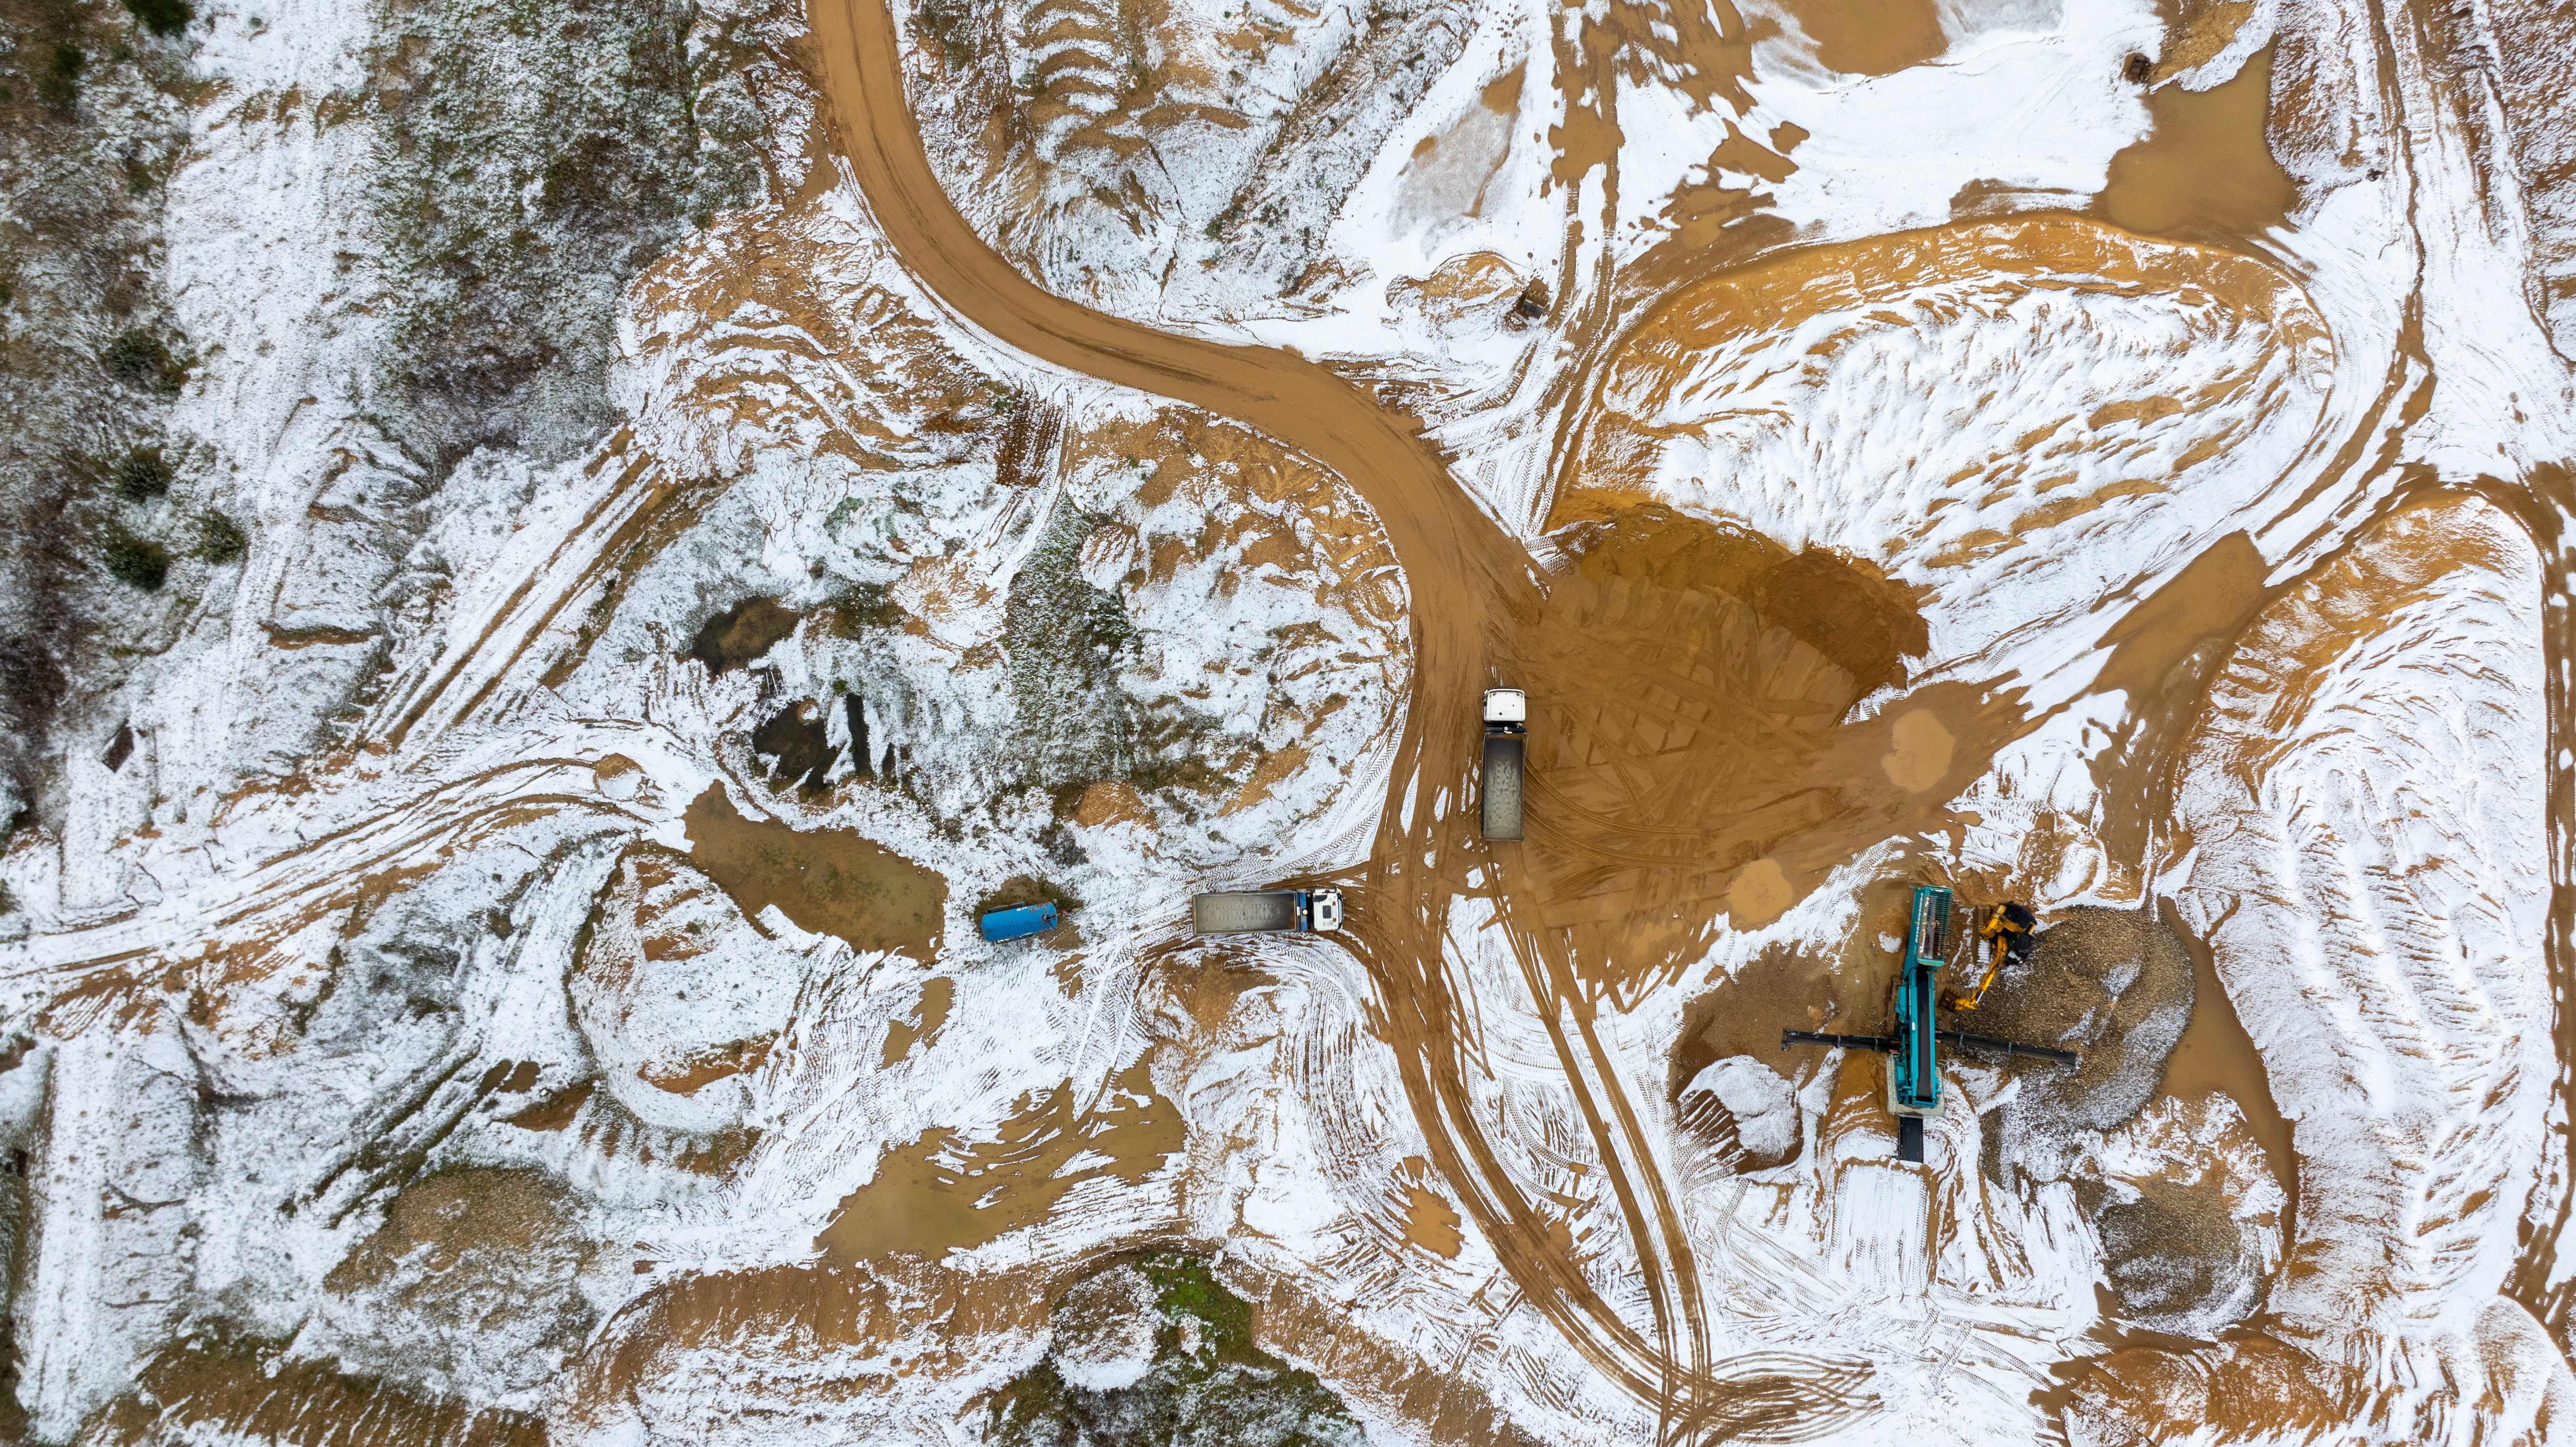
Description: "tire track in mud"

(803, 0), (1876, 1434)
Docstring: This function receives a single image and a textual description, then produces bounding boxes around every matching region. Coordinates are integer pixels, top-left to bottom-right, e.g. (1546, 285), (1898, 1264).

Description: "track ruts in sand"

(804, 0), (1875, 1434)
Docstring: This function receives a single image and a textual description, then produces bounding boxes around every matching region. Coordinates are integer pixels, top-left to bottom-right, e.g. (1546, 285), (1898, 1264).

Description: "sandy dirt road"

(800, 0), (1893, 1434)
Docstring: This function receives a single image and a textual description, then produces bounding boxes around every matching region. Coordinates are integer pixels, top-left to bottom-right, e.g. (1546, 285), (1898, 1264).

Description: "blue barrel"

(978, 903), (1059, 942)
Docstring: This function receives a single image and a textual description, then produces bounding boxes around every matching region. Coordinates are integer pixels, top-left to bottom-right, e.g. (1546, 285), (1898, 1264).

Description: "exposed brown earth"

(683, 784), (949, 959)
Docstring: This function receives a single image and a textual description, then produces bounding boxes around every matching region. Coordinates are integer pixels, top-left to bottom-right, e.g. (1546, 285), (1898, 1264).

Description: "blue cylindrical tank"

(979, 902), (1059, 942)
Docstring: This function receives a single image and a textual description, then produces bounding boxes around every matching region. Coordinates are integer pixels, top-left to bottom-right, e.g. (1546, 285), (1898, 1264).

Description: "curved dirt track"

(802, 0), (1881, 1434)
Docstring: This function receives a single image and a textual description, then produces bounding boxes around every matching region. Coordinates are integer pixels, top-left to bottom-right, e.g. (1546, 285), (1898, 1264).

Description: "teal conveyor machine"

(1782, 884), (2079, 1163)
(1890, 884), (1946, 1118)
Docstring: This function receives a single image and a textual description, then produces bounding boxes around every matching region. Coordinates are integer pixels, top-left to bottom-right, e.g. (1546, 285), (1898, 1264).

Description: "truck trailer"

(1191, 889), (1344, 935)
(1481, 688), (1525, 841)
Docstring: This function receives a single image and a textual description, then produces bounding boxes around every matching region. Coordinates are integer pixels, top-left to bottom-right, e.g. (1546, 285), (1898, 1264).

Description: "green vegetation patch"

(110, 444), (170, 500)
(120, 0), (192, 38)
(357, 0), (772, 465)
(38, 40), (81, 110)
(1004, 508), (1142, 787)
(986, 1252), (1364, 1447)
(195, 511), (244, 563)
(101, 530), (167, 590)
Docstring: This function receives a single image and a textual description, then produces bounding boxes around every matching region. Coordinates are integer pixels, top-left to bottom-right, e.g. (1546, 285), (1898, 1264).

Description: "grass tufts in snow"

(1006, 506), (1143, 787)
(99, 327), (172, 389)
(37, 41), (79, 111)
(194, 511), (243, 563)
(119, 0), (189, 38)
(109, 442), (169, 500)
(100, 529), (167, 590)
(1004, 509), (1239, 820)
(88, 1326), (547, 1447)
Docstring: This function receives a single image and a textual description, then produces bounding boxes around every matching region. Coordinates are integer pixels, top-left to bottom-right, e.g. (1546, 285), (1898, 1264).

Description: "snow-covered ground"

(2, 0), (2573, 1441)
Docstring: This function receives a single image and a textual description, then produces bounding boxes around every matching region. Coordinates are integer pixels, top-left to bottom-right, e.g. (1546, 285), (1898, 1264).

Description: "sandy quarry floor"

(3, 0), (2576, 1441)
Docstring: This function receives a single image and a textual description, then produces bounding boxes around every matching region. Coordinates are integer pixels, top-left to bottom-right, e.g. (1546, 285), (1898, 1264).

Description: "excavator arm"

(1945, 901), (2037, 1011)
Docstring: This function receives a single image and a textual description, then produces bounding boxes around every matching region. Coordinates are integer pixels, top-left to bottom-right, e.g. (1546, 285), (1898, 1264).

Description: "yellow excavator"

(1944, 901), (2038, 1012)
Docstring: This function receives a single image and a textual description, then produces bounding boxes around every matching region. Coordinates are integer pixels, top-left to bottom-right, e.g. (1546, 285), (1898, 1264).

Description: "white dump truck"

(1482, 688), (1525, 841)
(1191, 889), (1344, 935)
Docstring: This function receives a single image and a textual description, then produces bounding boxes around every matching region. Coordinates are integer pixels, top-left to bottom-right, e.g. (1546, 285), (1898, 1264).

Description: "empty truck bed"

(1192, 892), (1303, 934)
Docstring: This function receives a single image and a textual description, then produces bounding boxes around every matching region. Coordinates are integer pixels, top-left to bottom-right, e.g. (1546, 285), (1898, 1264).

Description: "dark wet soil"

(507, 1081), (594, 1132)
(1549, 504), (1929, 695)
(1512, 509), (1952, 987)
(751, 699), (839, 791)
(2083, 1176), (2259, 1329)
(1953, 906), (2194, 1138)
(687, 596), (801, 673)
(973, 872), (1087, 919)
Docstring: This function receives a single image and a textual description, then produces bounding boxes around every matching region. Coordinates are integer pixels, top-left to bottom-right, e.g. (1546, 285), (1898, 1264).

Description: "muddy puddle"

(2082, 533), (2274, 863)
(2154, 905), (2299, 1198)
(683, 785), (946, 959)
(816, 1061), (1183, 1262)
(880, 975), (955, 1066)
(2097, 43), (2298, 242)
(1393, 1157), (1466, 1257)
(1768, 0), (1945, 76)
